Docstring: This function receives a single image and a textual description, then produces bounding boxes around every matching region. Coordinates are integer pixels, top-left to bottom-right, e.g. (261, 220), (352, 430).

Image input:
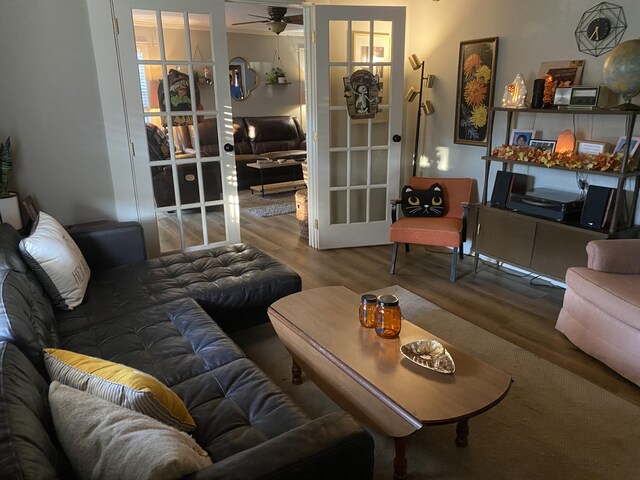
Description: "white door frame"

(87, 0), (239, 256)
(308, 5), (406, 249)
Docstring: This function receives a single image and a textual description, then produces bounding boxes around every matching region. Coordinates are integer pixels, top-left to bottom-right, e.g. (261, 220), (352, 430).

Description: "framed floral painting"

(454, 37), (499, 146)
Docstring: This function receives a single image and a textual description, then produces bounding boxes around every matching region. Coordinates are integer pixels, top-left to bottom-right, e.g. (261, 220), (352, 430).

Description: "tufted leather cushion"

(58, 297), (310, 462)
(54, 243), (300, 336)
(0, 342), (71, 478)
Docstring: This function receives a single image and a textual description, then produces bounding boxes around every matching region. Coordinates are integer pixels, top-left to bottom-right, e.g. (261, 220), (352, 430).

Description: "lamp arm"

(411, 61), (425, 176)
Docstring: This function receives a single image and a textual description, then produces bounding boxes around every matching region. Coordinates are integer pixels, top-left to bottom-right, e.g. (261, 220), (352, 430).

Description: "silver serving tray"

(400, 339), (455, 374)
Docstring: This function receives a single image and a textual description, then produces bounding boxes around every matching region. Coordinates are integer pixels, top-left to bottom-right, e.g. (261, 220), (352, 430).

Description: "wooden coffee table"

(268, 286), (512, 480)
(247, 160), (306, 197)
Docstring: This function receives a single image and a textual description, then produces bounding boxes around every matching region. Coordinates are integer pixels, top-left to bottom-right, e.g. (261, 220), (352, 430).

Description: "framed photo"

(576, 140), (609, 155)
(510, 129), (536, 146)
(613, 136), (640, 157)
(529, 139), (557, 153)
(454, 37), (499, 146)
(538, 60), (585, 86)
(352, 32), (389, 67)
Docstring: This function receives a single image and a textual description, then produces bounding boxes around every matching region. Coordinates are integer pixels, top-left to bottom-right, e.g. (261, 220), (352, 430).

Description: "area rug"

(231, 285), (640, 480)
(238, 190), (296, 217)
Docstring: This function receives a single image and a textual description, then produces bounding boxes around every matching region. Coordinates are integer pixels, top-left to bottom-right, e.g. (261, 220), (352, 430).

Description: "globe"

(602, 39), (640, 109)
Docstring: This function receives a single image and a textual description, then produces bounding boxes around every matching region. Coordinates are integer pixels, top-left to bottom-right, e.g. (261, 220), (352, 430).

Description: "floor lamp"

(406, 54), (435, 176)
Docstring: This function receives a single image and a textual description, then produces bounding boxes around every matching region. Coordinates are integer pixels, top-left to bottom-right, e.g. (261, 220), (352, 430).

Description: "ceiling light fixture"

(268, 21), (287, 35)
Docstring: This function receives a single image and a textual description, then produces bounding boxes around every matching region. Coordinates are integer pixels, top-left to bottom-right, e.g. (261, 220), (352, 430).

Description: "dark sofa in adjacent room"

(0, 220), (374, 479)
(150, 116), (307, 207)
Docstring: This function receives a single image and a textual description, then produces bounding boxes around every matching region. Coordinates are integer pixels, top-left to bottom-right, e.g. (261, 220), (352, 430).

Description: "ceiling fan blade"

(283, 14), (303, 25)
(232, 19), (269, 26)
(247, 14), (271, 20)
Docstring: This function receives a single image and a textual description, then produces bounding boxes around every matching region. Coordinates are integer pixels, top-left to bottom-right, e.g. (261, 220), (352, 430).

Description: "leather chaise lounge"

(0, 221), (374, 479)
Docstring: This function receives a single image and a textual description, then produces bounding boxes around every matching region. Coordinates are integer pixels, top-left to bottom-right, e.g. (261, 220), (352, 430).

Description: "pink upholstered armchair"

(389, 177), (473, 282)
(556, 239), (640, 386)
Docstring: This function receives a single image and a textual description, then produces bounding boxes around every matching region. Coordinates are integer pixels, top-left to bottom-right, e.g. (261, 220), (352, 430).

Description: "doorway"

(225, 1), (309, 244)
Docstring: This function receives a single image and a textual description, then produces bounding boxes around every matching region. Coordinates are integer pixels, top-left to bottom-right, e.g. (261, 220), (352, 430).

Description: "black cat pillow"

(401, 183), (446, 217)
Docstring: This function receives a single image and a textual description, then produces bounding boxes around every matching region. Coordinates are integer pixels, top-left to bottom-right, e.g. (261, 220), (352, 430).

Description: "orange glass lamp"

(556, 129), (576, 153)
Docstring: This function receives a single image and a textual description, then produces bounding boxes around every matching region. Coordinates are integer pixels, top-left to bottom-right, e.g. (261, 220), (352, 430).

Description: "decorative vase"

(278, 76), (287, 84)
(0, 192), (22, 230)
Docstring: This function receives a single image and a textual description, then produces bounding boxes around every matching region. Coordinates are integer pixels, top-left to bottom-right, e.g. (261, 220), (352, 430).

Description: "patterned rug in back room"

(238, 190), (296, 217)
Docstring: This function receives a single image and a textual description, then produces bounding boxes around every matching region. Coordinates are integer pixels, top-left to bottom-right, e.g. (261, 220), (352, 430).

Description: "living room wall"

(0, 0), (116, 225)
(227, 31), (305, 124)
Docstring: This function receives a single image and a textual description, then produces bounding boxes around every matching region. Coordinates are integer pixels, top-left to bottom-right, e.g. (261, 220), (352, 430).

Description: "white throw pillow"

(49, 382), (213, 480)
(19, 212), (90, 310)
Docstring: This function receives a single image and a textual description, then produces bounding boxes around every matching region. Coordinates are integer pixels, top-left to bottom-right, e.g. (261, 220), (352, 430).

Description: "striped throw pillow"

(44, 348), (195, 431)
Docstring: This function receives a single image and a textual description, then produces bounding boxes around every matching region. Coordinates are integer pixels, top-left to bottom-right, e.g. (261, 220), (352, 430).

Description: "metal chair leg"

(405, 243), (410, 253)
(459, 241), (464, 260)
(390, 242), (399, 274)
(450, 247), (458, 283)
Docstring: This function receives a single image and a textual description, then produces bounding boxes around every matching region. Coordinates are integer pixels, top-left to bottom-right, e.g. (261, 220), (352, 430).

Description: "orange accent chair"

(389, 177), (473, 282)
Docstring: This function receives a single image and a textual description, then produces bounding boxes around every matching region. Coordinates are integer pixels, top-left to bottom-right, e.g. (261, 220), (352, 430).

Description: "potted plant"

(266, 66), (287, 84)
(0, 137), (22, 229)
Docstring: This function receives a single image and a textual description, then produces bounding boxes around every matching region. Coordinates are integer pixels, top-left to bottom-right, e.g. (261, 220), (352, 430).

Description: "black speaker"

(580, 185), (616, 229)
(531, 78), (545, 109)
(491, 171), (528, 207)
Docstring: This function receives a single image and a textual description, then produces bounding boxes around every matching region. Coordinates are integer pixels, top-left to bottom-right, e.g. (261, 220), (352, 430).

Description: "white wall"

(227, 32), (305, 122)
(0, 0), (116, 226)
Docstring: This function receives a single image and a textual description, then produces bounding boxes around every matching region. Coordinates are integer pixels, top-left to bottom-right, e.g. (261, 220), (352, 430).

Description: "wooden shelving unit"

(471, 106), (640, 280)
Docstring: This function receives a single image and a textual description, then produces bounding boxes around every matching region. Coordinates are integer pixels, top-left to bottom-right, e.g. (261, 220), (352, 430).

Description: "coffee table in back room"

(268, 286), (512, 480)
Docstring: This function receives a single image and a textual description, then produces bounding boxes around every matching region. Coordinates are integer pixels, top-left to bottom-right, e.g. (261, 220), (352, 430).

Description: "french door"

(311, 6), (405, 248)
(114, 0), (239, 257)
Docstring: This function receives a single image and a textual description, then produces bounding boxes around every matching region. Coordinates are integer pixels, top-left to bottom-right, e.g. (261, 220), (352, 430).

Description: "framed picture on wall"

(454, 37), (499, 146)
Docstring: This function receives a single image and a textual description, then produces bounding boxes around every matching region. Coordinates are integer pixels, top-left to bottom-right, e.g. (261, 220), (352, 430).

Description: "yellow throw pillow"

(44, 348), (195, 431)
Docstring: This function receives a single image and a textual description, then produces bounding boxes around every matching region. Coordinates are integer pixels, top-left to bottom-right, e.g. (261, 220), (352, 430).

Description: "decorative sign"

(343, 69), (381, 120)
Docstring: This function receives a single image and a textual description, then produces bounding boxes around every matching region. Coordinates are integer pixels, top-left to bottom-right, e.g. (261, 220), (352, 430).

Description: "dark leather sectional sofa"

(151, 116), (307, 208)
(0, 221), (374, 479)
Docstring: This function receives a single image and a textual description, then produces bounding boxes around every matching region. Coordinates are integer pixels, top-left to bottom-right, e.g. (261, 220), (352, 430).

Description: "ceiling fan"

(232, 6), (303, 35)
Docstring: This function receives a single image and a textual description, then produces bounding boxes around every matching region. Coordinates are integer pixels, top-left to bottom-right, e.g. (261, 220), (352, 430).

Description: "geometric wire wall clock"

(575, 2), (627, 57)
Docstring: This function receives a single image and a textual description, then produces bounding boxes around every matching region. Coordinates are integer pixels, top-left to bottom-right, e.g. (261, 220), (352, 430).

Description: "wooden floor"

(239, 207), (640, 407)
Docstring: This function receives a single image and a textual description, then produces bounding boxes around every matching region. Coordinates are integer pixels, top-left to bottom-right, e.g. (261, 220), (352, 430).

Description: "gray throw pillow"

(48, 382), (212, 480)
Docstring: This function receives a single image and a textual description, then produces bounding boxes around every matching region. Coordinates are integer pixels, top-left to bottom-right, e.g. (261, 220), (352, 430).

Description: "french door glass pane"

(206, 205), (226, 243)
(132, 10), (160, 61)
(330, 151), (347, 187)
(183, 210), (204, 247)
(330, 190), (347, 224)
(162, 11), (188, 61)
(349, 189), (366, 223)
(329, 110), (347, 148)
(371, 150), (388, 185)
(202, 162), (223, 202)
(370, 188), (387, 221)
(157, 212), (180, 252)
(350, 150), (368, 186)
(188, 14), (212, 61)
(329, 21), (347, 63)
(329, 66), (348, 106)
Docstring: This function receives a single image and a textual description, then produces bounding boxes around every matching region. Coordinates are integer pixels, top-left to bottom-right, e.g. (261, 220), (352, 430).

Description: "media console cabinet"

(472, 107), (640, 281)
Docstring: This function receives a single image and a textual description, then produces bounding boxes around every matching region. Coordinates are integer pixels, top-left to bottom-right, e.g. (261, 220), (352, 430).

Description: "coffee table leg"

(455, 419), (469, 447)
(393, 436), (408, 480)
(291, 359), (303, 385)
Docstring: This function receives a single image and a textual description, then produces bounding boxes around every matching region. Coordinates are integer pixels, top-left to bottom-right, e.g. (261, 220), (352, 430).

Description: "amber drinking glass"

(375, 294), (401, 339)
(359, 294), (377, 328)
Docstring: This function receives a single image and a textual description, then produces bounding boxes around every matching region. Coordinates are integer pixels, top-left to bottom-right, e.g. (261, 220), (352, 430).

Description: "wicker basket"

(295, 188), (309, 239)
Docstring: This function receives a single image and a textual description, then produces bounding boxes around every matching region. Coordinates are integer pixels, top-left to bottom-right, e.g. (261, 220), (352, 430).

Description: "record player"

(506, 188), (585, 221)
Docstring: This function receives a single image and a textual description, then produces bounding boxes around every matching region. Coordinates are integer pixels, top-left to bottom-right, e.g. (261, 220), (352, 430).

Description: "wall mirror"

(229, 57), (257, 101)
